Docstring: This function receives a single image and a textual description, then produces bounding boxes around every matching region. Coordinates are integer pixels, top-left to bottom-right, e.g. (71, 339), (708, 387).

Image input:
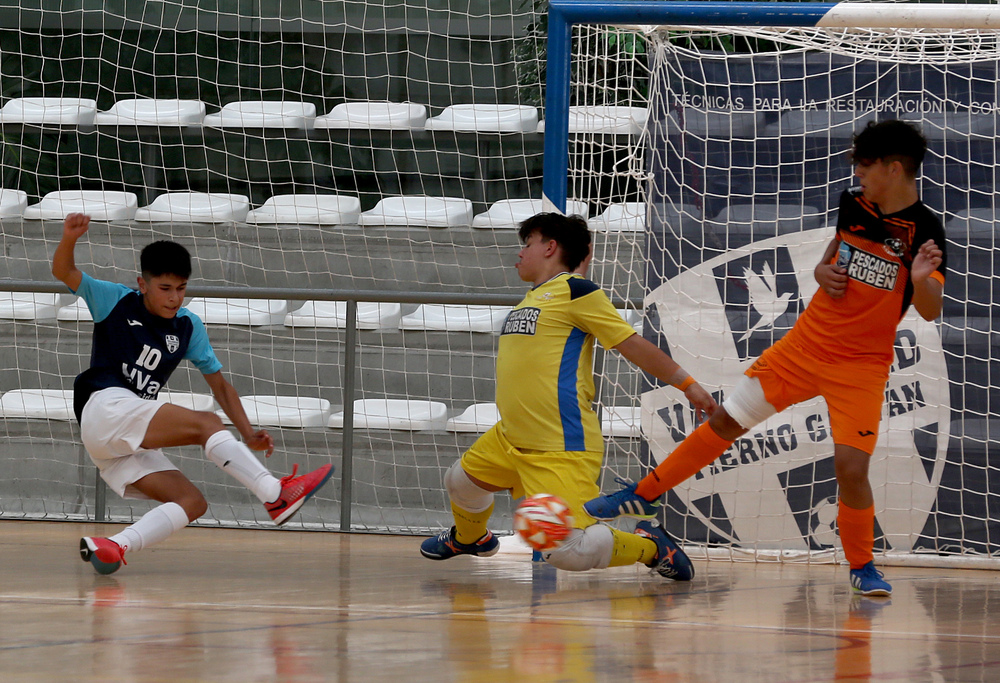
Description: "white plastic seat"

(946, 208), (1000, 239)
(358, 196), (474, 228)
(445, 403), (500, 433)
(590, 203), (646, 233)
(329, 399), (448, 431)
(399, 304), (510, 333)
(471, 199), (589, 229)
(314, 102), (427, 130)
(765, 110), (876, 138)
(618, 308), (643, 333)
(56, 296), (92, 322)
(184, 298), (288, 326)
(94, 99), (206, 126)
(537, 106), (647, 135)
(0, 389), (75, 420)
(284, 301), (401, 330)
(713, 204), (823, 232)
(134, 192), (250, 222)
(22, 191), (138, 221)
(203, 101), (316, 129)
(0, 293), (65, 320)
(425, 104), (538, 133)
(602, 406), (641, 438)
(900, 112), (997, 140)
(245, 195), (362, 225)
(0, 97), (98, 125)
(219, 396), (331, 428)
(665, 108), (763, 139)
(0, 189), (28, 216)
(157, 391), (216, 411)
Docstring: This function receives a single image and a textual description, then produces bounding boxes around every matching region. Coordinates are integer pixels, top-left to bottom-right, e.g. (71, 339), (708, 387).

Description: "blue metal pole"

(542, 2), (573, 214)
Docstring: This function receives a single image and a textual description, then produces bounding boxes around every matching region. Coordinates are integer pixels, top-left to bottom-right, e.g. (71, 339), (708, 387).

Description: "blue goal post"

(541, 0), (1000, 213)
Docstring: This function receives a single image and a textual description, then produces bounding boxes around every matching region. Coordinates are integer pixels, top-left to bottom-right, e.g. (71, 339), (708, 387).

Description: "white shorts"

(80, 387), (178, 500)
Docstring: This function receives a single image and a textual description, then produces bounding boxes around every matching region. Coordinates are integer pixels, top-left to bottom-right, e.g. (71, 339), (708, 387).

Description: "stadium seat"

(471, 199), (589, 229)
(314, 102), (428, 129)
(0, 97), (98, 125)
(94, 99), (207, 125)
(445, 402), (500, 432)
(0, 293), (65, 320)
(0, 189), (28, 216)
(329, 399), (448, 430)
(22, 191), (138, 221)
(56, 297), (92, 322)
(765, 110), (876, 138)
(946, 207), (999, 239)
(900, 111), (997, 140)
(601, 405), (641, 438)
(134, 192), (250, 222)
(536, 106), (647, 135)
(184, 298), (288, 326)
(0, 389), (75, 420)
(202, 101), (317, 129)
(665, 108), (763, 139)
(425, 104), (539, 133)
(219, 395), (331, 428)
(618, 308), (642, 333)
(157, 391), (216, 411)
(399, 304), (510, 333)
(284, 301), (402, 330)
(245, 194), (362, 225)
(358, 196), (474, 227)
(590, 202), (646, 232)
(713, 203), (823, 234)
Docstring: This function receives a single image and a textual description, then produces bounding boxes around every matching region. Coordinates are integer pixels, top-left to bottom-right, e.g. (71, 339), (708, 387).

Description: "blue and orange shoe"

(584, 477), (661, 521)
(420, 527), (499, 560)
(635, 520), (694, 581)
(80, 537), (127, 575)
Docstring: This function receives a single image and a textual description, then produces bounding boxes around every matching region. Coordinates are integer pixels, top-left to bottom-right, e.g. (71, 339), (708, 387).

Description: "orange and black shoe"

(265, 463), (334, 526)
(420, 527), (499, 560)
(80, 537), (127, 575)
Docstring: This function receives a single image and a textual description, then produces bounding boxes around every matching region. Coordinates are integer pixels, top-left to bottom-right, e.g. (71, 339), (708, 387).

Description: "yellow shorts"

(460, 422), (600, 529)
(747, 337), (889, 454)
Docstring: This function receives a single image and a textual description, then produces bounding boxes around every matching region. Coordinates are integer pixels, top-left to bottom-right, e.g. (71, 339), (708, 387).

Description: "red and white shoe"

(265, 463), (334, 526)
(80, 537), (127, 575)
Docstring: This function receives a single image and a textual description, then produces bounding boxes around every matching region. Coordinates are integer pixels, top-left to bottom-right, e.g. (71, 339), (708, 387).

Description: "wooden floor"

(2, 520), (999, 682)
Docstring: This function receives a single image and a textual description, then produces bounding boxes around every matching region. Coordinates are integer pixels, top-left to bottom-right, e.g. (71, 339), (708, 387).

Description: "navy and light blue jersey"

(70, 272), (223, 421)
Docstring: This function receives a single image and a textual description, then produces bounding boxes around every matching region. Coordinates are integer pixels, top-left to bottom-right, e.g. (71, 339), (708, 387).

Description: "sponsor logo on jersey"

(847, 249), (900, 290)
(884, 237), (905, 258)
(645, 229), (949, 554)
(501, 307), (541, 335)
(165, 334), (180, 354)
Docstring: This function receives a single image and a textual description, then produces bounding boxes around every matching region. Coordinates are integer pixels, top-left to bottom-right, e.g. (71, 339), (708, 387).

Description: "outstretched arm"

(613, 333), (717, 418)
(51, 213), (91, 291)
(203, 371), (275, 456)
(910, 239), (944, 321)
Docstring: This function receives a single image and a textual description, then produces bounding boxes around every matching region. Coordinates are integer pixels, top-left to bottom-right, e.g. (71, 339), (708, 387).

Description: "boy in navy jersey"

(53, 213), (333, 574)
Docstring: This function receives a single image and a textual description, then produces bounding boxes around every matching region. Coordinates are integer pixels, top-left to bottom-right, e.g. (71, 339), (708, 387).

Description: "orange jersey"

(784, 189), (946, 366)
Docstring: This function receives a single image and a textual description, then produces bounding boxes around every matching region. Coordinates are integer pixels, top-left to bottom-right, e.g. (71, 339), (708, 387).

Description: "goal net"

(554, 3), (1000, 567)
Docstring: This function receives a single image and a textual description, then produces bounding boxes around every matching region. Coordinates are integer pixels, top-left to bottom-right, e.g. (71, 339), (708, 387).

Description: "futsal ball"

(514, 493), (574, 552)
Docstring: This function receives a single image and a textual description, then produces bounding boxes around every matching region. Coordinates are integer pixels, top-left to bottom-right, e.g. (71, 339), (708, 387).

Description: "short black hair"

(140, 240), (192, 280)
(851, 119), (927, 177)
(517, 212), (591, 271)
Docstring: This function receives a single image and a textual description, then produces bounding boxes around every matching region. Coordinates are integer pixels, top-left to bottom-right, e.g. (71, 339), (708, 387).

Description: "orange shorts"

(746, 337), (889, 454)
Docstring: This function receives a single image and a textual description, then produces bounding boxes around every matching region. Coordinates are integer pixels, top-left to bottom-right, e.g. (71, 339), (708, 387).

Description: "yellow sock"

(607, 526), (659, 567)
(452, 501), (494, 544)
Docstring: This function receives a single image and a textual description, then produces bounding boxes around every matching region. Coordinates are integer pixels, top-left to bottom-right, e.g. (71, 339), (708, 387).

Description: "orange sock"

(837, 500), (875, 569)
(634, 421), (735, 500)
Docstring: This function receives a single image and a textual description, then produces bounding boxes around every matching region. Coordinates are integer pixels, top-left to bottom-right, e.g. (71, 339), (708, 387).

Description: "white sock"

(204, 430), (282, 503)
(109, 502), (189, 553)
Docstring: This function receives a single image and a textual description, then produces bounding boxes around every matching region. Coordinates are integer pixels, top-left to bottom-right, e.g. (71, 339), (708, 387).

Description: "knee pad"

(542, 524), (614, 571)
(443, 461), (494, 513)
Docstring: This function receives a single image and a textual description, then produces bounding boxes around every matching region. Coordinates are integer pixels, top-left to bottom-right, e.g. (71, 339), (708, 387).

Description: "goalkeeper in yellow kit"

(420, 213), (717, 578)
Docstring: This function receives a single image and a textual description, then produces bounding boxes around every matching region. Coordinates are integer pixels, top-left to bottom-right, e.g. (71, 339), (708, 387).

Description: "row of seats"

(0, 190), (642, 231)
(0, 98), (646, 135)
(0, 390), (643, 437)
(0, 294), (644, 331)
(2, 97), (992, 140)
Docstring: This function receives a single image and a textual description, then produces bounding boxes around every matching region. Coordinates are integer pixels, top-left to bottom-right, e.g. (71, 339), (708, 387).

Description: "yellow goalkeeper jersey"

(496, 272), (637, 453)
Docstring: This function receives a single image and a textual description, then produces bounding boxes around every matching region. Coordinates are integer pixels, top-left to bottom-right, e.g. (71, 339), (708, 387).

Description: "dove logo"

(643, 229), (950, 555)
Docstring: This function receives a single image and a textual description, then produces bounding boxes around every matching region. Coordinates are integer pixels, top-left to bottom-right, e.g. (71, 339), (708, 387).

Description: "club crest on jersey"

(501, 307), (540, 335)
(165, 335), (180, 354)
(884, 237), (905, 258)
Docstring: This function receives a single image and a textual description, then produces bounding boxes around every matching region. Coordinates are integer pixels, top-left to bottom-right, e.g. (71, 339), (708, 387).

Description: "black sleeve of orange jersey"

(913, 207), (948, 280)
(834, 189), (856, 236)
